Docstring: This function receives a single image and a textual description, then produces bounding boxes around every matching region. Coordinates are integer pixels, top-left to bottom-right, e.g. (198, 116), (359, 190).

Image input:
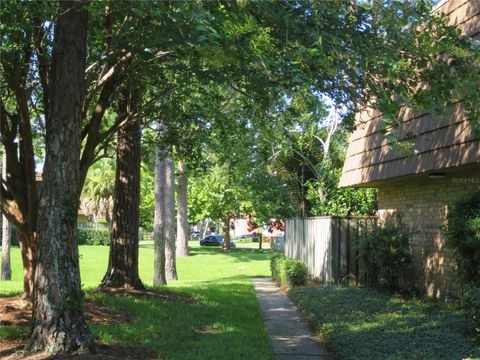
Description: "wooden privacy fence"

(284, 216), (377, 283)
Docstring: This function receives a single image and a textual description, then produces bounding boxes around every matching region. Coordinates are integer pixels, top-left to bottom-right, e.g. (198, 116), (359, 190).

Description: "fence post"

(346, 218), (351, 277)
(355, 218), (360, 285)
(337, 218), (341, 281)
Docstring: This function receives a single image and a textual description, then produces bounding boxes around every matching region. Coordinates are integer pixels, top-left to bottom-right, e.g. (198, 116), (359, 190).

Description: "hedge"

(78, 228), (110, 246)
(357, 220), (413, 292)
(270, 253), (308, 287)
(444, 191), (480, 339)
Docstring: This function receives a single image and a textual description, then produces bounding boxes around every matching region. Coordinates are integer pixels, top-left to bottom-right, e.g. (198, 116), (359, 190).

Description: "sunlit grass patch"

(1, 245), (274, 359)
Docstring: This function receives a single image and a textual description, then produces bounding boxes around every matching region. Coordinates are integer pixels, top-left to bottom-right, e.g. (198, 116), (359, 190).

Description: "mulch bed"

(0, 296), (136, 327)
(0, 342), (158, 359)
(0, 297), (31, 327)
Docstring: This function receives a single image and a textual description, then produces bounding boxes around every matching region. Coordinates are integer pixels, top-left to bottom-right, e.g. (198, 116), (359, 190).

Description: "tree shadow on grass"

(0, 278), (273, 359)
(88, 281), (273, 359)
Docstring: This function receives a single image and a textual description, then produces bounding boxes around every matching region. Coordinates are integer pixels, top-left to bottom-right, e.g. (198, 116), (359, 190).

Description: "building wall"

(233, 219), (254, 237)
(377, 168), (479, 298)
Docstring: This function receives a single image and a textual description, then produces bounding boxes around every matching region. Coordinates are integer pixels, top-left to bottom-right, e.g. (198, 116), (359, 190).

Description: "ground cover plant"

(0, 246), (274, 360)
(289, 285), (480, 360)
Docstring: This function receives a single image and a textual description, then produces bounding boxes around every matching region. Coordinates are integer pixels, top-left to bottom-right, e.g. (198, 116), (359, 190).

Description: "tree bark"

(0, 33), (38, 299)
(222, 215), (232, 252)
(25, 2), (95, 354)
(176, 160), (189, 257)
(153, 142), (167, 285)
(1, 151), (11, 281)
(0, 219), (10, 281)
(18, 232), (35, 297)
(164, 147), (177, 280)
(100, 89), (144, 289)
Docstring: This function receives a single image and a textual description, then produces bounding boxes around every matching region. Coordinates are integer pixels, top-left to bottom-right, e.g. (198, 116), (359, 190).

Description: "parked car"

(200, 235), (236, 248)
(190, 231), (200, 239)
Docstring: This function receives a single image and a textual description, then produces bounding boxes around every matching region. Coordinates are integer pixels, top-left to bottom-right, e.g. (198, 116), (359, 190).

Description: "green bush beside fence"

(444, 191), (480, 340)
(271, 253), (308, 287)
(357, 220), (413, 292)
(78, 228), (110, 246)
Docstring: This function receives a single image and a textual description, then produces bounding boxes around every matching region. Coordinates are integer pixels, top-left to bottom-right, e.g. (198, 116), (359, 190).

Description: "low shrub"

(444, 191), (480, 286)
(357, 220), (413, 292)
(270, 253), (308, 287)
(78, 228), (110, 246)
(284, 258), (309, 286)
(463, 285), (480, 341)
(443, 191), (480, 341)
(270, 253), (284, 281)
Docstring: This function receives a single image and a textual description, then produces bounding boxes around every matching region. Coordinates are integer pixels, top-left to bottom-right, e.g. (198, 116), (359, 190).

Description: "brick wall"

(377, 168), (480, 298)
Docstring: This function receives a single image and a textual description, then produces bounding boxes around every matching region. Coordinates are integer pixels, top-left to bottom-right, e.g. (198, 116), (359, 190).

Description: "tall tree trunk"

(164, 148), (177, 280)
(18, 232), (35, 297)
(1, 218), (10, 281)
(1, 151), (11, 281)
(222, 215), (232, 252)
(1, 54), (38, 299)
(25, 2), (95, 354)
(153, 141), (167, 285)
(202, 219), (210, 238)
(101, 89), (143, 289)
(176, 160), (189, 257)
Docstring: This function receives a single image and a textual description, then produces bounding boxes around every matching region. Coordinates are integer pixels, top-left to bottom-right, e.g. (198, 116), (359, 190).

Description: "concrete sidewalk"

(253, 277), (332, 359)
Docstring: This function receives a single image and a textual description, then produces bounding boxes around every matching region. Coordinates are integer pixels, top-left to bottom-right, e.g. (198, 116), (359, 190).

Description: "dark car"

(199, 235), (236, 248)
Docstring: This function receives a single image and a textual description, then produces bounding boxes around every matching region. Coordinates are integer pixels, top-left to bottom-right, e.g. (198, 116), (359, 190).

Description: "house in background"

(36, 172), (111, 229)
(340, 0), (480, 298)
(233, 219), (258, 238)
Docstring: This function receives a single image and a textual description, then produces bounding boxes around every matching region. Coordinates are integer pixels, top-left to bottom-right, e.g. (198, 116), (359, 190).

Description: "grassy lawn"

(139, 240), (271, 250)
(289, 285), (480, 360)
(0, 245), (274, 359)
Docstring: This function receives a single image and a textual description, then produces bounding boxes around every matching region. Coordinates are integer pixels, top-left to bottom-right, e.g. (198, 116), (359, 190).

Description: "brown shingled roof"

(339, 0), (480, 188)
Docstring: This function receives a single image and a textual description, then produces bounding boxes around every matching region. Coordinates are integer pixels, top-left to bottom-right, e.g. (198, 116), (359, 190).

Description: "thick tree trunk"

(153, 142), (167, 285)
(164, 148), (177, 280)
(222, 215), (232, 252)
(1, 152), (11, 281)
(176, 160), (189, 257)
(101, 89), (143, 289)
(25, 2), (95, 354)
(1, 54), (38, 298)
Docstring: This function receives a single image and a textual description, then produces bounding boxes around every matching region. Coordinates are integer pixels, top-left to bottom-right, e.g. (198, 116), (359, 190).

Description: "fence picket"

(284, 216), (378, 284)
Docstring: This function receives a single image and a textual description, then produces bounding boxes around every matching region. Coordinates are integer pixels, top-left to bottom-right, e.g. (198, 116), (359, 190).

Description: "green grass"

(289, 285), (480, 360)
(140, 239), (271, 250)
(0, 245), (274, 359)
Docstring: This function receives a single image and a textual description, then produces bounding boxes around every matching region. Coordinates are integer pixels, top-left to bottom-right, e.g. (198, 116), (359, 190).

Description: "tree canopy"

(1, 0), (479, 354)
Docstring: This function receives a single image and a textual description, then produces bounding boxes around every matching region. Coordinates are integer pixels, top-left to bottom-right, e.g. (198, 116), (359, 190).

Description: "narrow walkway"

(253, 277), (332, 359)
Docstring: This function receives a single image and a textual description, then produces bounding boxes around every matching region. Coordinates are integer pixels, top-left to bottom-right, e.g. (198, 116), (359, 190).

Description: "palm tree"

(81, 158), (115, 222)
